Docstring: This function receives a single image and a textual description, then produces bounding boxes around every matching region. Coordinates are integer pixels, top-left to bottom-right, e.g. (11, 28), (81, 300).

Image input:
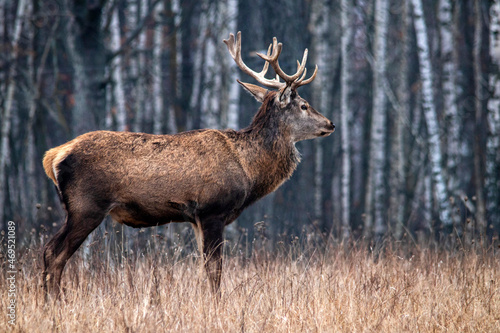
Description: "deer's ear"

(278, 86), (294, 108)
(238, 80), (268, 102)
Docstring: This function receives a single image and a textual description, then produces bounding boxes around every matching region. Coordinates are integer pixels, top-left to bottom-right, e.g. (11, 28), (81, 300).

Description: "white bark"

(310, 0), (328, 224)
(194, 0), (235, 130)
(439, 0), (460, 206)
(153, 2), (164, 134)
(199, 0), (222, 129)
(391, 0), (409, 239)
(0, 0), (26, 223)
(365, 0), (389, 238)
(226, 0), (239, 130)
(167, 0), (180, 134)
(66, 25), (89, 135)
(189, 1), (207, 129)
(340, 0), (352, 238)
(200, 40), (220, 129)
(473, 0), (486, 229)
(111, 9), (127, 131)
(133, 0), (149, 132)
(411, 0), (452, 225)
(486, 1), (500, 224)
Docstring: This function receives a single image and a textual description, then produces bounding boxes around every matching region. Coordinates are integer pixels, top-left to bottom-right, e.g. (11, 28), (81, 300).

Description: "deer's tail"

(43, 141), (75, 186)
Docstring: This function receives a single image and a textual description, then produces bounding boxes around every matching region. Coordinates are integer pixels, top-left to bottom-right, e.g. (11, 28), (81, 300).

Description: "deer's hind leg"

(43, 201), (106, 299)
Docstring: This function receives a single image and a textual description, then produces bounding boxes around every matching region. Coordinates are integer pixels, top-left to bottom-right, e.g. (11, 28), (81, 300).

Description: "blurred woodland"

(1, 0), (499, 246)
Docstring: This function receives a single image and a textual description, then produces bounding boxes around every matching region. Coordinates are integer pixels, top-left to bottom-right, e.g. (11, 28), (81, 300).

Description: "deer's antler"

(224, 32), (317, 90)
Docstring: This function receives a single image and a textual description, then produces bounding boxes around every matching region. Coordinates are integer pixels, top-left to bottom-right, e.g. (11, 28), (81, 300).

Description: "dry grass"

(2, 229), (500, 332)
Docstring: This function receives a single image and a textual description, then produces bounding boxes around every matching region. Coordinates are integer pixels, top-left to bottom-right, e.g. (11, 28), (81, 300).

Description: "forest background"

(1, 0), (499, 250)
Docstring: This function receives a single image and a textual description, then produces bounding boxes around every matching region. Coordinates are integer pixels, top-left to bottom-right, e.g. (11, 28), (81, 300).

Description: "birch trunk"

(390, 0), (409, 239)
(111, 9), (127, 131)
(310, 0), (327, 224)
(340, 0), (352, 238)
(473, 0), (486, 231)
(199, 0), (221, 129)
(365, 0), (388, 239)
(153, 2), (164, 134)
(439, 0), (461, 224)
(189, 1), (207, 129)
(0, 0), (26, 224)
(486, 0), (500, 227)
(133, 0), (148, 132)
(226, 0), (239, 130)
(411, 0), (452, 225)
(163, 0), (179, 134)
(194, 0), (233, 130)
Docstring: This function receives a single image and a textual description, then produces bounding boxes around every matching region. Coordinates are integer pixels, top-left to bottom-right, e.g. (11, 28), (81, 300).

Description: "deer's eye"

(301, 104), (308, 110)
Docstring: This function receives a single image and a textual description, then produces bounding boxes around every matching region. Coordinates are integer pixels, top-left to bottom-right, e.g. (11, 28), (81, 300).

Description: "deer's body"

(44, 97), (299, 229)
(42, 33), (334, 297)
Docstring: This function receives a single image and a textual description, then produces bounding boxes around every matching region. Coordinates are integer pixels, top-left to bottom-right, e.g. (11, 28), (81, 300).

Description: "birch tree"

(191, 0), (234, 130)
(365, 0), (389, 238)
(163, 0), (180, 134)
(153, 1), (164, 134)
(340, 0), (352, 238)
(133, 0), (149, 132)
(111, 8), (127, 131)
(439, 0), (460, 223)
(0, 0), (26, 225)
(486, 0), (500, 226)
(411, 0), (452, 226)
(226, 0), (239, 130)
(310, 0), (330, 225)
(473, 0), (487, 231)
(389, 0), (409, 239)
(199, 1), (221, 129)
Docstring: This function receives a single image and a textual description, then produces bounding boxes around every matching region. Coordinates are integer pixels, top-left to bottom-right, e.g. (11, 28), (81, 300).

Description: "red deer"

(42, 31), (335, 297)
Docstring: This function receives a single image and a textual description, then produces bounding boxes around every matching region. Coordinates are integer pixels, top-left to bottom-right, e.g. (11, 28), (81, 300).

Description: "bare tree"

(0, 0), (27, 226)
(439, 0), (461, 225)
(225, 0), (239, 130)
(411, 0), (452, 226)
(111, 7), (127, 131)
(486, 0), (500, 228)
(473, 0), (487, 231)
(365, 0), (389, 239)
(340, 0), (352, 238)
(389, 0), (409, 239)
(153, 1), (164, 134)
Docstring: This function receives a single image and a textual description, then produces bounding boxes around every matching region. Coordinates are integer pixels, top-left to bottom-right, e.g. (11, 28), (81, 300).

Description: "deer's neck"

(231, 124), (300, 201)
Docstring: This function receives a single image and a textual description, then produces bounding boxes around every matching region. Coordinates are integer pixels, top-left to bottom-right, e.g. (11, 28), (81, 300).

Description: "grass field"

(1, 227), (499, 332)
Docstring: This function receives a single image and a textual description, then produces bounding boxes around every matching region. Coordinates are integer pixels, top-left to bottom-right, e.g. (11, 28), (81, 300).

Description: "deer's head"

(224, 32), (335, 142)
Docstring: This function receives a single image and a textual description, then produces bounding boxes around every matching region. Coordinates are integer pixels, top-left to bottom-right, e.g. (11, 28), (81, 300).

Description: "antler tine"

(224, 32), (284, 89)
(257, 44), (272, 77)
(224, 32), (317, 90)
(257, 40), (309, 86)
(292, 64), (318, 89)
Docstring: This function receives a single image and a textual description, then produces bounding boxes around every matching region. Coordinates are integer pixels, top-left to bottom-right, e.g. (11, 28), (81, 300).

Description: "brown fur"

(42, 69), (334, 300)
